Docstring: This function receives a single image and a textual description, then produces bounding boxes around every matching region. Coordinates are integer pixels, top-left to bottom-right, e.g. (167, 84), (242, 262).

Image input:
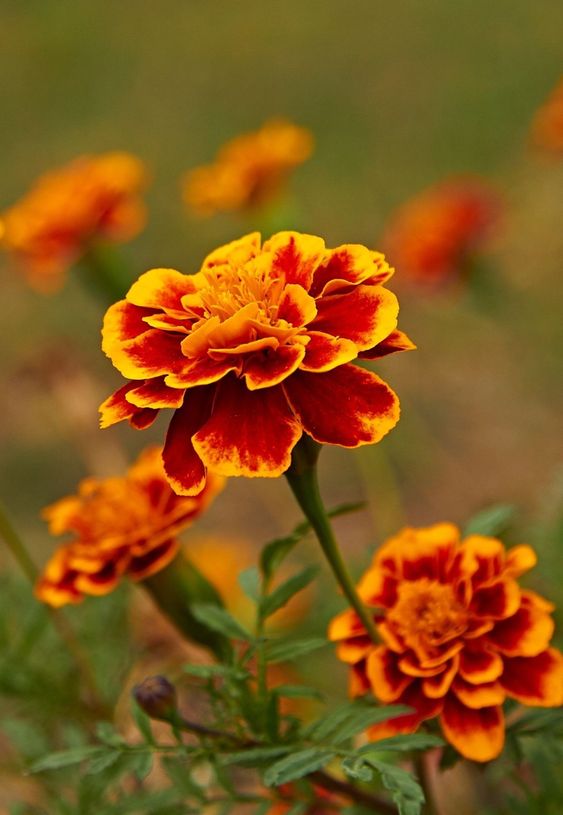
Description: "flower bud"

(133, 675), (178, 721)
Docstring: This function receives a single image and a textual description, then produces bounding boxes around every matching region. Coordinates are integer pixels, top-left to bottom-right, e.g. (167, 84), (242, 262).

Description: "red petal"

(310, 245), (393, 297)
(359, 329), (417, 360)
(312, 285), (398, 351)
(500, 649), (563, 706)
(284, 365), (399, 448)
(471, 579), (521, 620)
(102, 300), (154, 345)
(105, 326), (184, 380)
(126, 377), (185, 409)
(165, 355), (238, 389)
(99, 383), (141, 428)
(366, 646), (413, 702)
(193, 377), (302, 478)
(162, 387), (215, 496)
(452, 678), (505, 709)
(422, 656), (459, 698)
(277, 283), (317, 326)
(459, 647), (503, 684)
(263, 232), (325, 289)
(243, 344), (305, 390)
(301, 331), (358, 372)
(367, 682), (443, 740)
(440, 697), (504, 762)
(486, 603), (554, 657)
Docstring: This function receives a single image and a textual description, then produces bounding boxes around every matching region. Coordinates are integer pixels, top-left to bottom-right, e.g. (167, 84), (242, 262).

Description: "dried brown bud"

(133, 675), (178, 721)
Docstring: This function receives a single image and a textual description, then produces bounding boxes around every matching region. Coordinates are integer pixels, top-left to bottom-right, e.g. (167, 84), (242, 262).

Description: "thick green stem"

(285, 438), (379, 642)
(142, 553), (232, 661)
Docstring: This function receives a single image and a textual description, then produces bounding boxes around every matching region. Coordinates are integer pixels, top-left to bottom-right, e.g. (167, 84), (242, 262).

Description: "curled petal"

(460, 535), (505, 583)
(359, 329), (417, 360)
(99, 383), (159, 429)
(422, 656), (459, 698)
(162, 387), (215, 496)
(452, 679), (505, 709)
(126, 377), (185, 409)
(311, 244), (393, 297)
(243, 344), (305, 390)
(486, 602), (555, 657)
(300, 331), (358, 373)
(128, 538), (179, 580)
(367, 682), (443, 741)
(105, 326), (184, 380)
(366, 646), (413, 702)
(357, 568), (398, 608)
(284, 364), (399, 448)
(277, 283), (317, 326)
(500, 649), (563, 706)
(165, 355), (239, 389)
(193, 377), (302, 478)
(336, 636), (373, 666)
(312, 285), (399, 351)
(459, 647), (503, 684)
(440, 697), (504, 762)
(504, 544), (537, 577)
(201, 232), (261, 270)
(103, 300), (153, 346)
(328, 608), (366, 642)
(471, 579), (521, 620)
(262, 231), (325, 289)
(127, 267), (197, 311)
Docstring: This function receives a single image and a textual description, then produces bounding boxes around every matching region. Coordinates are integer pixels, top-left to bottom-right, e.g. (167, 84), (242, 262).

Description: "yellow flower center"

(198, 264), (286, 325)
(387, 579), (468, 650)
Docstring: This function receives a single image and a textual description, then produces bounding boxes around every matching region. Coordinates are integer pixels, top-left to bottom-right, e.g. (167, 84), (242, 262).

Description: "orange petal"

(486, 603), (554, 657)
(328, 608), (366, 641)
(504, 544), (537, 578)
(374, 523), (459, 582)
(284, 364), (399, 448)
(162, 387), (215, 496)
(440, 697), (504, 762)
(459, 647), (503, 684)
(500, 649), (563, 707)
(366, 646), (413, 702)
(310, 244), (393, 297)
(262, 231), (325, 290)
(127, 267), (197, 311)
(193, 377), (302, 478)
(165, 355), (238, 389)
(422, 656), (459, 698)
(452, 679), (505, 709)
(359, 329), (417, 360)
(471, 579), (521, 620)
(243, 344), (305, 390)
(300, 331), (358, 373)
(336, 637), (373, 665)
(104, 325), (184, 380)
(367, 682), (443, 741)
(398, 653), (445, 678)
(126, 377), (185, 409)
(102, 300), (153, 346)
(278, 283), (317, 326)
(312, 285), (398, 352)
(128, 538), (179, 580)
(459, 535), (505, 583)
(201, 232), (261, 270)
(357, 568), (398, 608)
(99, 382), (147, 428)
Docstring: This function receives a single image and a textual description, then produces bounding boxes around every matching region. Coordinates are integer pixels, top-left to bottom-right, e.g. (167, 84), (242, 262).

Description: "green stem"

(142, 553), (232, 661)
(285, 437), (379, 642)
(79, 242), (132, 304)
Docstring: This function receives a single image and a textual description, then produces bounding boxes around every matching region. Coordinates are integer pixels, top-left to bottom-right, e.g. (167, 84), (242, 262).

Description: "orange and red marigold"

(329, 523), (563, 763)
(383, 178), (500, 285)
(0, 151), (147, 291)
(183, 119), (313, 217)
(100, 230), (414, 496)
(35, 446), (223, 607)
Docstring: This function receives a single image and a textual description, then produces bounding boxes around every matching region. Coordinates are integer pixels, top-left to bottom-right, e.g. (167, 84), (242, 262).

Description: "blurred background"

(0, 1), (562, 811)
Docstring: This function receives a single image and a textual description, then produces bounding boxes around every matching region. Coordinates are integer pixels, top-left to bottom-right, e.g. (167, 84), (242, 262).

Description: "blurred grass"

(0, 0), (562, 602)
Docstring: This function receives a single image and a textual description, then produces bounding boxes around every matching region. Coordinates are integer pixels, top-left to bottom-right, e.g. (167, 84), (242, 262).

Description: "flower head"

(530, 77), (563, 154)
(0, 152), (148, 291)
(383, 178), (500, 285)
(35, 446), (223, 607)
(100, 231), (414, 495)
(183, 119), (313, 216)
(329, 523), (563, 762)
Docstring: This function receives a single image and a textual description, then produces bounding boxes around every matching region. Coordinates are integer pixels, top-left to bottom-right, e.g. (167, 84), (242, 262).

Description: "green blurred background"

(1, 0), (562, 596)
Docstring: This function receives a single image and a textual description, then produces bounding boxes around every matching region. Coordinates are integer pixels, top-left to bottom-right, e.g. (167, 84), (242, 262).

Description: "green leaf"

(183, 663), (250, 681)
(263, 747), (336, 786)
(341, 755), (373, 782)
(238, 567), (261, 601)
(359, 733), (444, 753)
(96, 721), (124, 747)
(129, 750), (154, 780)
(260, 566), (318, 619)
(264, 637), (327, 664)
(85, 750), (121, 775)
(220, 745), (293, 767)
(272, 684), (323, 701)
(464, 504), (515, 537)
(191, 603), (252, 641)
(29, 746), (104, 773)
(131, 700), (154, 745)
(306, 702), (411, 744)
(363, 758), (424, 815)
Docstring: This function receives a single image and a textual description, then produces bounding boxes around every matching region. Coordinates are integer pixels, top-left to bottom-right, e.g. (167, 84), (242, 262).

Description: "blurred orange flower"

(183, 119), (313, 216)
(35, 446), (223, 607)
(100, 231), (414, 495)
(530, 77), (563, 154)
(268, 785), (342, 814)
(383, 178), (500, 285)
(0, 152), (147, 291)
(329, 523), (563, 762)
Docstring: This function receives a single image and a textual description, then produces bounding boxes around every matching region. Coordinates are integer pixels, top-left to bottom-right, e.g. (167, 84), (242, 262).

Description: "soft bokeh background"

(0, 4), (562, 808)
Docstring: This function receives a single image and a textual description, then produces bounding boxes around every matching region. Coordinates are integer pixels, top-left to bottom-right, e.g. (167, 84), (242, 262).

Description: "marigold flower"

(183, 119), (313, 216)
(383, 179), (500, 285)
(100, 231), (414, 495)
(35, 446), (223, 607)
(0, 152), (148, 291)
(329, 523), (563, 762)
(530, 78), (563, 154)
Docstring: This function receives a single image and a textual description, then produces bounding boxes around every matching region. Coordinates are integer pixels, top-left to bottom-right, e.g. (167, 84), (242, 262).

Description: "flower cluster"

(183, 119), (313, 216)
(100, 230), (414, 495)
(530, 77), (563, 154)
(35, 447), (223, 607)
(383, 178), (499, 285)
(329, 523), (562, 762)
(0, 152), (147, 291)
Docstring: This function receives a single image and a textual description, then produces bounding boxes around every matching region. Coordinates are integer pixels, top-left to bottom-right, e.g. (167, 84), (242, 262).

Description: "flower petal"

(367, 682), (443, 740)
(193, 377), (302, 478)
(500, 649), (563, 706)
(471, 579), (521, 620)
(328, 608), (366, 641)
(359, 329), (417, 360)
(300, 331), (358, 373)
(162, 387), (215, 496)
(310, 245), (393, 297)
(440, 697), (504, 762)
(452, 679), (505, 709)
(128, 539), (179, 580)
(126, 377), (185, 409)
(127, 267), (197, 311)
(278, 283), (317, 326)
(459, 647), (503, 684)
(312, 285), (398, 351)
(99, 383), (143, 428)
(504, 544), (537, 578)
(262, 231), (325, 289)
(422, 656), (459, 698)
(165, 355), (239, 389)
(366, 646), (414, 702)
(201, 232), (261, 270)
(486, 602), (555, 657)
(243, 344), (306, 390)
(284, 365), (399, 448)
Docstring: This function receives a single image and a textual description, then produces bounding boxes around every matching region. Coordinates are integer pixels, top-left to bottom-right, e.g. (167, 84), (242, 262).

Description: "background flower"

(0, 152), (147, 291)
(329, 523), (563, 762)
(35, 446), (223, 606)
(530, 77), (563, 154)
(100, 230), (413, 495)
(183, 119), (313, 216)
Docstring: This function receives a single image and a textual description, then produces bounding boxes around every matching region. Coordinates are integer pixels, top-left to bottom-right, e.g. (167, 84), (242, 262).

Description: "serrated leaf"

(29, 746), (104, 773)
(363, 758), (424, 815)
(238, 567), (261, 602)
(191, 603), (252, 641)
(131, 700), (154, 745)
(464, 504), (515, 537)
(263, 747), (336, 786)
(130, 750), (154, 780)
(260, 566), (318, 619)
(265, 637), (327, 664)
(96, 721), (124, 747)
(341, 755), (374, 782)
(85, 750), (121, 775)
(359, 733), (444, 753)
(219, 745), (293, 767)
(306, 702), (411, 744)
